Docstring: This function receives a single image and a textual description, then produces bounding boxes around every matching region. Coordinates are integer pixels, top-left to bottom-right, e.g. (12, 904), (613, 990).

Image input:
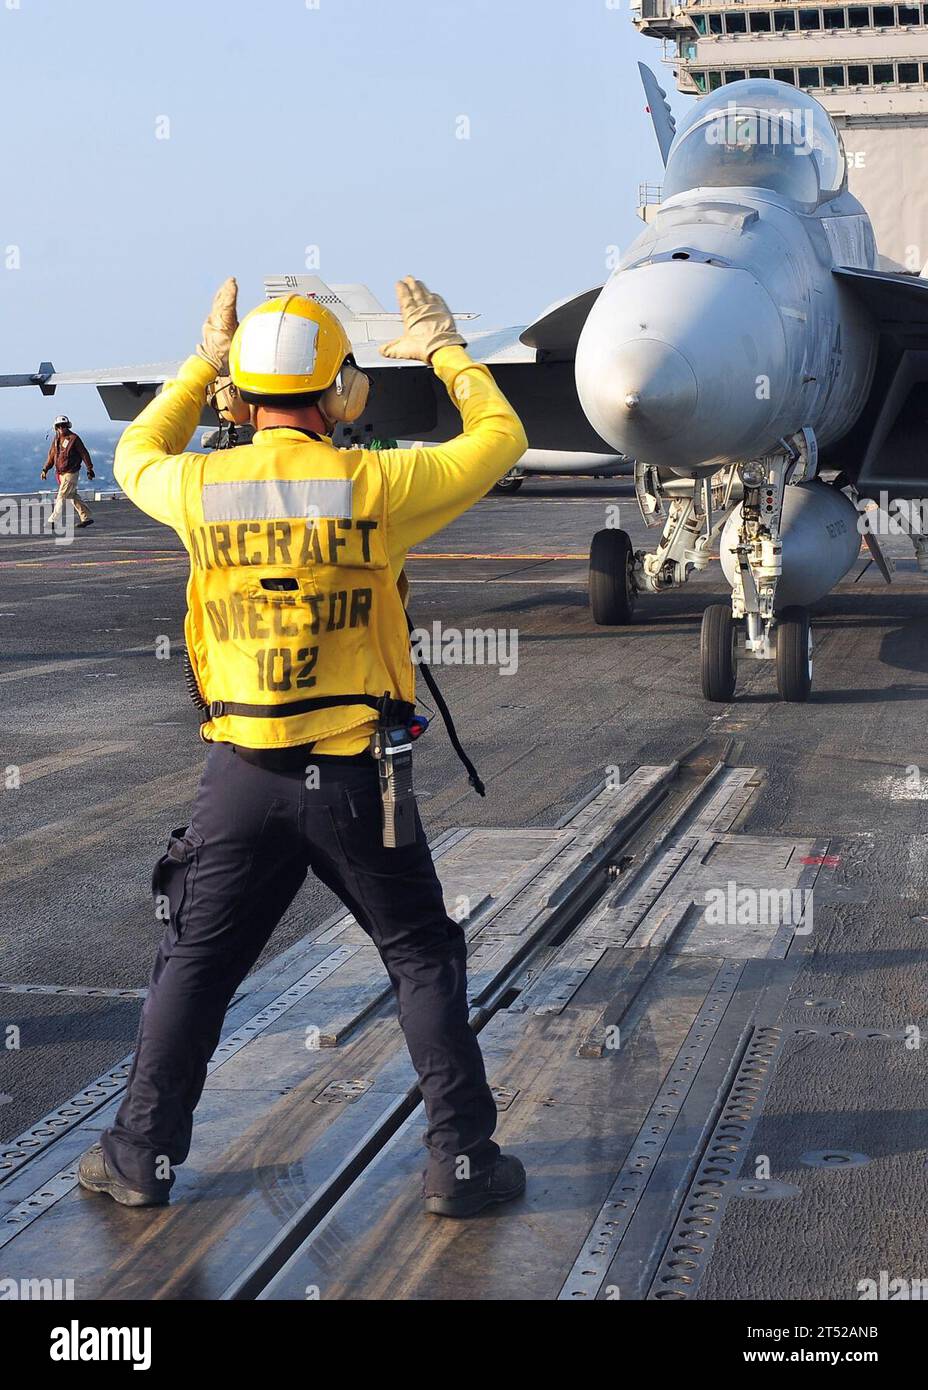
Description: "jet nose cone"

(608, 340), (698, 444)
(575, 259), (788, 471)
(576, 336), (698, 460)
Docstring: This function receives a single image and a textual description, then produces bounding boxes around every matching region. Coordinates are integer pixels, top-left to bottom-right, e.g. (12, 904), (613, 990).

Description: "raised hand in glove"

(381, 277), (465, 364)
(196, 277), (239, 374)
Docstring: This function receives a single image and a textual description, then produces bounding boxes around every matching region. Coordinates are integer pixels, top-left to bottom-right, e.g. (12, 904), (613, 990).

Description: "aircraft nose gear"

(725, 447), (815, 702)
(585, 444), (821, 702)
(700, 603), (738, 702)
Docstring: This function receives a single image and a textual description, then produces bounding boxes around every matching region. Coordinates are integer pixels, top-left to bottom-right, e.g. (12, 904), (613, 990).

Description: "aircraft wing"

(831, 267), (928, 496)
(833, 265), (928, 330)
(352, 325), (613, 453)
(0, 359), (187, 423)
(257, 276), (611, 447)
(348, 326), (535, 371)
(0, 305), (614, 452)
(0, 360), (182, 389)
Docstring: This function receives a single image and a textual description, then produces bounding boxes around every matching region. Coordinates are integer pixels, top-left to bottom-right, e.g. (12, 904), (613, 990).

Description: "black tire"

(589, 528), (636, 625)
(776, 606), (813, 702)
(492, 472), (524, 495)
(700, 603), (737, 702)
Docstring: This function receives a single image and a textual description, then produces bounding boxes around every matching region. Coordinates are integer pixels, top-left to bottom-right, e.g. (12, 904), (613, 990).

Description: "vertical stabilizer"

(638, 62), (677, 167)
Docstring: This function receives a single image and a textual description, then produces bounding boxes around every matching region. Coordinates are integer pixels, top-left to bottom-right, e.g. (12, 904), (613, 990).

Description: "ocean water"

(0, 428), (125, 495)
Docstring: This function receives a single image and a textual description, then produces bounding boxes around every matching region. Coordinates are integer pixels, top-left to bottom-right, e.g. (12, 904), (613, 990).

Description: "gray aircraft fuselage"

(576, 182), (879, 476)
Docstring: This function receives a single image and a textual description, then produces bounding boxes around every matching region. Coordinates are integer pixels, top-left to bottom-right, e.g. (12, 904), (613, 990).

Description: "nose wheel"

(700, 603), (737, 702)
(589, 528), (636, 625)
(700, 603), (813, 703)
(776, 606), (813, 702)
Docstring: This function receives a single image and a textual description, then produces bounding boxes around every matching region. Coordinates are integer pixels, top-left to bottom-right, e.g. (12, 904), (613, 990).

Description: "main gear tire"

(589, 528), (636, 626)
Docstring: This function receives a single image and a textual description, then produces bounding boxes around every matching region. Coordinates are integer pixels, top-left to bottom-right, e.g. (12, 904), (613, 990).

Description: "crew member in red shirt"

(41, 415), (95, 528)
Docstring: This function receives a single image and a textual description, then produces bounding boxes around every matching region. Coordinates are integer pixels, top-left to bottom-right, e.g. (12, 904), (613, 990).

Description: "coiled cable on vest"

(183, 648), (209, 716)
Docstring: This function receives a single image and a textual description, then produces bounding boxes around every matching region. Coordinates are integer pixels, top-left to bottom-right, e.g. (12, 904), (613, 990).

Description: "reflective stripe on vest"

(201, 478), (353, 522)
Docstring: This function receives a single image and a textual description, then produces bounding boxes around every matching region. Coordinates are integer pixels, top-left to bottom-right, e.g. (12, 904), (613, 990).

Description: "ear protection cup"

(320, 361), (370, 425)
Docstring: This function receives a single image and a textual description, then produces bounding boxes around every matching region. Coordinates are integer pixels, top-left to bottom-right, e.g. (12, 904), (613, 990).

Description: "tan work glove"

(196, 276), (239, 374)
(381, 277), (465, 364)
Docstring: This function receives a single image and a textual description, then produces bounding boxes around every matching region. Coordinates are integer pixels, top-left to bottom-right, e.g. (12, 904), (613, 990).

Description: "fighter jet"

(570, 68), (928, 702)
(6, 71), (928, 702)
(476, 68), (928, 702)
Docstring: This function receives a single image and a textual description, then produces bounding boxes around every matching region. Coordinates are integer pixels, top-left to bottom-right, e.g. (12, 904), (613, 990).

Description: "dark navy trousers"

(101, 742), (499, 1198)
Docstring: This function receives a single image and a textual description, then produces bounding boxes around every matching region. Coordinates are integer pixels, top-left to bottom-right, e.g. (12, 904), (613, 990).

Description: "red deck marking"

(800, 855), (841, 867)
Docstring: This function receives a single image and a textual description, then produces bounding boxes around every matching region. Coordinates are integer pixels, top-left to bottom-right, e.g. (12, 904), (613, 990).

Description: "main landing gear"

(589, 528), (636, 625)
(491, 468), (525, 495)
(588, 465), (737, 630)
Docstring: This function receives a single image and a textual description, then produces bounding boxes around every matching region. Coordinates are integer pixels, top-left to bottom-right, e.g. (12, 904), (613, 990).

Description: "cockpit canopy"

(662, 79), (847, 208)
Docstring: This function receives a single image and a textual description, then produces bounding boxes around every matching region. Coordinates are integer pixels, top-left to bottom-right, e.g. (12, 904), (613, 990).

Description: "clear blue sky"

(0, 0), (689, 426)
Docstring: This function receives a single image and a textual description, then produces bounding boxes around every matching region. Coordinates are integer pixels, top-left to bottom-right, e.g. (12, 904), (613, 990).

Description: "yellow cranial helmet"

(229, 294), (352, 399)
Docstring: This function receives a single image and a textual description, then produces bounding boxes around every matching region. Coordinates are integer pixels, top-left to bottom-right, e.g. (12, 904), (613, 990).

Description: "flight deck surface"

(2, 479), (926, 1301)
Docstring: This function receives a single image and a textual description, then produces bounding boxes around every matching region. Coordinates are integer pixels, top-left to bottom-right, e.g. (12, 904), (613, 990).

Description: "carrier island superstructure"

(633, 0), (928, 267)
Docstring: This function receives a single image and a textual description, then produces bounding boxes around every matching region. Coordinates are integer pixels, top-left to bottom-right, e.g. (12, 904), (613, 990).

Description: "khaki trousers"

(51, 471), (91, 525)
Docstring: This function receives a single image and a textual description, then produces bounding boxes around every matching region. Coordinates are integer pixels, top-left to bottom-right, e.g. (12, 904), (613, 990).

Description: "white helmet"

(54, 414), (71, 427)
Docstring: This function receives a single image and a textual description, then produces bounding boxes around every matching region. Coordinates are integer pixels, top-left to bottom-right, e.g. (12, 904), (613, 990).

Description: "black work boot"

(77, 1143), (168, 1208)
(423, 1153), (526, 1218)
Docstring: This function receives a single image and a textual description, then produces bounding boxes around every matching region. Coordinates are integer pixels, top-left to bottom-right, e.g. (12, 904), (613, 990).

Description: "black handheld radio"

(370, 722), (417, 848)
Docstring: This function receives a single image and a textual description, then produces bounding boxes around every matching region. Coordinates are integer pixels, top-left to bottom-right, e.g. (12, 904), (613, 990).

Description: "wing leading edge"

(0, 274), (614, 452)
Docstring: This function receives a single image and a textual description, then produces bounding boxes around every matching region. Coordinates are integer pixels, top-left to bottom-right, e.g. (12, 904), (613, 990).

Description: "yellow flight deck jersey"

(113, 346), (528, 756)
